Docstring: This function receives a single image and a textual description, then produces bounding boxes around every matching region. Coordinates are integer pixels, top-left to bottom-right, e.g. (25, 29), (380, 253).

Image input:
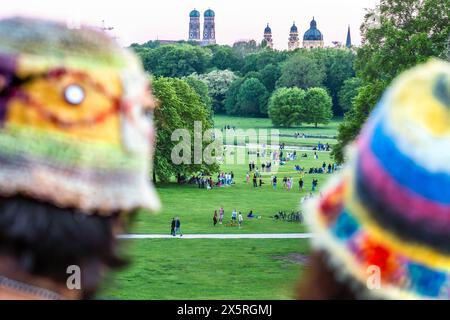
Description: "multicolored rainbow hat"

(0, 17), (160, 214)
(306, 60), (450, 299)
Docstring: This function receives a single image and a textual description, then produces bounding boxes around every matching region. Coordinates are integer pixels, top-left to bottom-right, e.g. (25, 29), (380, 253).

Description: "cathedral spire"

(346, 25), (352, 48)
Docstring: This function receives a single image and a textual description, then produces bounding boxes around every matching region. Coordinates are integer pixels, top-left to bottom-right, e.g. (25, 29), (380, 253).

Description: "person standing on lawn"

(175, 217), (183, 237)
(213, 211), (218, 226)
(171, 218), (176, 236)
(238, 212), (244, 229)
(219, 207), (224, 224)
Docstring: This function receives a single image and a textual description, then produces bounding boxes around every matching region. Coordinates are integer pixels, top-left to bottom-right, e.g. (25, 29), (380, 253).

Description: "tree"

(224, 77), (245, 115)
(268, 87), (305, 127)
(333, 0), (450, 163)
(322, 49), (356, 115)
(183, 75), (212, 112)
(209, 45), (243, 71)
(301, 88), (333, 127)
(259, 64), (281, 92)
(196, 70), (237, 114)
(338, 77), (363, 113)
(276, 54), (326, 89)
(152, 77), (219, 182)
(139, 44), (212, 77)
(236, 78), (269, 117)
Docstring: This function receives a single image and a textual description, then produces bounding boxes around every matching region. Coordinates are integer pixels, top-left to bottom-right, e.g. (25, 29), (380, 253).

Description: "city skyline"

(1, 0), (379, 49)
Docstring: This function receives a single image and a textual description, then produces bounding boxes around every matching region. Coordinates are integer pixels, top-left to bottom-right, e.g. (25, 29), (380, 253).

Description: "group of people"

(307, 162), (337, 174)
(314, 142), (330, 151)
(191, 171), (235, 189)
(213, 207), (245, 228)
(217, 172), (234, 186)
(293, 132), (307, 139)
(170, 217), (183, 237)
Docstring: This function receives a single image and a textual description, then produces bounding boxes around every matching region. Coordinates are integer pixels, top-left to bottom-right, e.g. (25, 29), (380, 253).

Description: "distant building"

(288, 22), (300, 50)
(303, 17), (324, 48)
(202, 9), (216, 45)
(346, 25), (352, 48)
(189, 9), (201, 41)
(263, 24), (273, 49)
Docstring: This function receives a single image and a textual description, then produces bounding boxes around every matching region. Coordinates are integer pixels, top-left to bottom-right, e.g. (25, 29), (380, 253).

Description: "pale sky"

(1, 0), (379, 50)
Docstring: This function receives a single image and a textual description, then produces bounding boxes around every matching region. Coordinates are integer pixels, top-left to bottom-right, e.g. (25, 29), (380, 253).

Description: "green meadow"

(102, 116), (340, 299)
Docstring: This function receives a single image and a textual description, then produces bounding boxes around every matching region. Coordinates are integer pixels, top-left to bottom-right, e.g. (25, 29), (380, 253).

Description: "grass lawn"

(101, 238), (309, 300)
(106, 116), (341, 299)
(214, 115), (339, 148)
(132, 148), (334, 234)
(213, 115), (342, 136)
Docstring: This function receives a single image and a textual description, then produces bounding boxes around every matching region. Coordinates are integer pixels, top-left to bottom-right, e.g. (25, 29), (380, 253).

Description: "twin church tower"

(188, 8), (216, 45)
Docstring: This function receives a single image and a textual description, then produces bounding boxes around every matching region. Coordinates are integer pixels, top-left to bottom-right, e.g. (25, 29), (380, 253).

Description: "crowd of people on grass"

(187, 171), (235, 189)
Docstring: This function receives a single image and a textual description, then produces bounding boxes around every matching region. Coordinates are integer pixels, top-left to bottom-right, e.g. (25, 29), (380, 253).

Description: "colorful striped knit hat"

(306, 60), (450, 299)
(0, 17), (160, 214)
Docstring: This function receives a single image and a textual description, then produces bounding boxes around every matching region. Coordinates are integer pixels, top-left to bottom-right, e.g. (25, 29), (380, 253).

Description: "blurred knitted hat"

(0, 17), (160, 214)
(306, 59), (450, 299)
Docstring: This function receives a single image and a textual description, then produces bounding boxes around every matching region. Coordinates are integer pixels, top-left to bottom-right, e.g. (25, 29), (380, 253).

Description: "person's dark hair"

(296, 251), (357, 300)
(0, 195), (128, 298)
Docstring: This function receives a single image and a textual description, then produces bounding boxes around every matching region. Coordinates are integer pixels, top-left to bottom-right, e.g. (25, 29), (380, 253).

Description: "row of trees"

(131, 42), (356, 118)
(268, 87), (333, 128)
(332, 0), (449, 163)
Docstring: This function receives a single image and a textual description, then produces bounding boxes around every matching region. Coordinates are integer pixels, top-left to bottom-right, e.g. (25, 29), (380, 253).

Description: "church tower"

(303, 17), (324, 48)
(189, 9), (201, 41)
(346, 25), (352, 48)
(288, 22), (300, 50)
(203, 8), (216, 45)
(263, 24), (273, 49)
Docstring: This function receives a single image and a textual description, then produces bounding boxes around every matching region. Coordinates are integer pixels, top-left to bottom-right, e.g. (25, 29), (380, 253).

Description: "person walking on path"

(238, 212), (244, 229)
(175, 217), (183, 237)
(171, 218), (176, 236)
(272, 176), (277, 189)
(219, 207), (224, 224)
(253, 174), (258, 188)
(213, 211), (218, 226)
(299, 178), (304, 191)
(246, 172), (250, 184)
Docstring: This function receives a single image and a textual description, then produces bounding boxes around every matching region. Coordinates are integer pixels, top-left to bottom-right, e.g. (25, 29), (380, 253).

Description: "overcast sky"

(1, 0), (379, 50)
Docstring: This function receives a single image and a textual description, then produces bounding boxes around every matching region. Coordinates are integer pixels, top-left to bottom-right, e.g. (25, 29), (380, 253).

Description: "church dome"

(264, 24), (272, 34)
(204, 9), (215, 17)
(290, 23), (298, 33)
(303, 18), (323, 41)
(190, 9), (200, 18)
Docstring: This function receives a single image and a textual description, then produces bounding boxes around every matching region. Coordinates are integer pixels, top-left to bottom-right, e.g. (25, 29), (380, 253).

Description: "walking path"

(118, 233), (314, 239)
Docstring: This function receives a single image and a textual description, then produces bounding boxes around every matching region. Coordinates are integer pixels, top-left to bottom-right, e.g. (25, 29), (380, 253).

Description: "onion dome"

(204, 9), (215, 17)
(303, 17), (323, 41)
(189, 9), (200, 18)
(290, 22), (298, 33)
